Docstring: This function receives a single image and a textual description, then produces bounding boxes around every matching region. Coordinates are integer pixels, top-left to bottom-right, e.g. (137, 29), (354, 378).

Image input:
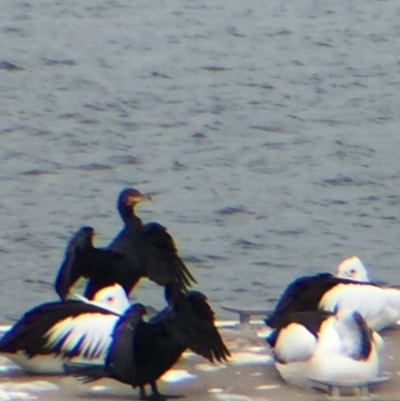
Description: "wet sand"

(1, 321), (400, 401)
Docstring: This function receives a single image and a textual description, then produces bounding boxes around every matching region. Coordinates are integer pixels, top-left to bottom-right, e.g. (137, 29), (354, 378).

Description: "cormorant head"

(126, 303), (147, 319)
(117, 188), (152, 221)
(80, 226), (95, 238)
(119, 303), (147, 326)
(132, 303), (148, 316)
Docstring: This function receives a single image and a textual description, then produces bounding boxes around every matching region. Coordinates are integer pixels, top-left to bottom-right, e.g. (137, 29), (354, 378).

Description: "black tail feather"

(64, 362), (107, 383)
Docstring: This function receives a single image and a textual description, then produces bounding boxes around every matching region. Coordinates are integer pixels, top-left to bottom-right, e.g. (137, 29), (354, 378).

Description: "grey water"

(1, 0), (400, 325)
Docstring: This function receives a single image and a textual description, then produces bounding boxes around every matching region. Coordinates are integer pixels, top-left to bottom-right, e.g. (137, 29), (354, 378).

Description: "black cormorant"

(55, 188), (197, 300)
(66, 282), (230, 399)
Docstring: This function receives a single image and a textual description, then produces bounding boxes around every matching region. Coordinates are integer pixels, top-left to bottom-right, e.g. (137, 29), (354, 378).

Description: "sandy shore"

(1, 321), (400, 401)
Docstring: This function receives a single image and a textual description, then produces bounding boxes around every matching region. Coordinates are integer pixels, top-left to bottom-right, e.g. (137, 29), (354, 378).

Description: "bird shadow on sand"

(77, 392), (185, 400)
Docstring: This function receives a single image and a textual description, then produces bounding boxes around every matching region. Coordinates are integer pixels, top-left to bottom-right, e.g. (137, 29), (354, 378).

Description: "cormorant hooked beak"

(124, 189), (152, 207)
(117, 188), (152, 220)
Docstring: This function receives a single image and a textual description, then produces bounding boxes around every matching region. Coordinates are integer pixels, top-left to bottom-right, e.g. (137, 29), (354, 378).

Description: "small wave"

(201, 66), (232, 72)
(19, 169), (54, 176)
(43, 58), (77, 66)
(108, 155), (141, 166)
(216, 206), (247, 216)
(234, 239), (264, 250)
(249, 125), (284, 133)
(182, 255), (205, 264)
(0, 61), (24, 71)
(322, 176), (354, 186)
(77, 163), (113, 171)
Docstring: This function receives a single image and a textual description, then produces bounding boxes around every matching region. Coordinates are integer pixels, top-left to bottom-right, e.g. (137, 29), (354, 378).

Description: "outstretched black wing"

(143, 222), (197, 291)
(54, 228), (124, 300)
(54, 228), (93, 300)
(178, 291), (230, 363)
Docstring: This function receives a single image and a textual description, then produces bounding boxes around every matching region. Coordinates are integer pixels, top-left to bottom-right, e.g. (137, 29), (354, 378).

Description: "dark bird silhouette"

(65, 282), (231, 399)
(55, 227), (124, 300)
(54, 188), (197, 300)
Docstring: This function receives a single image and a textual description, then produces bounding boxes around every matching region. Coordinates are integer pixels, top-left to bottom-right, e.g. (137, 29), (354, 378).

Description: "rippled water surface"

(1, 0), (400, 323)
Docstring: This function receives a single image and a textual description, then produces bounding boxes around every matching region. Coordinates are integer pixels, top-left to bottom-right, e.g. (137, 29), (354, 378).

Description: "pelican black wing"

(0, 301), (117, 356)
(266, 273), (345, 328)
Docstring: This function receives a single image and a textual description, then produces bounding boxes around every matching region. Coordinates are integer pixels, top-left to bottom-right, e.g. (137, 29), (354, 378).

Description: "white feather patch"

(336, 257), (369, 282)
(316, 317), (343, 353)
(319, 284), (394, 330)
(90, 284), (131, 314)
(44, 313), (118, 361)
(71, 284), (130, 315)
(274, 323), (317, 363)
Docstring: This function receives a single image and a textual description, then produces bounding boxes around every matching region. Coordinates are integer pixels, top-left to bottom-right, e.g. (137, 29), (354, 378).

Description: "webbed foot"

(139, 382), (184, 400)
(145, 395), (183, 400)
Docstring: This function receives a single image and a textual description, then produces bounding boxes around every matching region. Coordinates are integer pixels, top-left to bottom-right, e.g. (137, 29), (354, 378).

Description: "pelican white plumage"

(266, 309), (383, 388)
(335, 256), (370, 282)
(72, 283), (131, 314)
(0, 284), (130, 374)
(266, 270), (400, 332)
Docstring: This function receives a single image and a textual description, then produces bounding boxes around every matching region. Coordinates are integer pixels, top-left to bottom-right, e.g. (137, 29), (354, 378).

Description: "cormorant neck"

(118, 203), (137, 222)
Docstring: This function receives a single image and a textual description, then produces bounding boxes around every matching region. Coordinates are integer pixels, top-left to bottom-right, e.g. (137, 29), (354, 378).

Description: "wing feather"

(143, 223), (197, 290)
(177, 291), (230, 363)
(54, 228), (124, 300)
(0, 301), (118, 359)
